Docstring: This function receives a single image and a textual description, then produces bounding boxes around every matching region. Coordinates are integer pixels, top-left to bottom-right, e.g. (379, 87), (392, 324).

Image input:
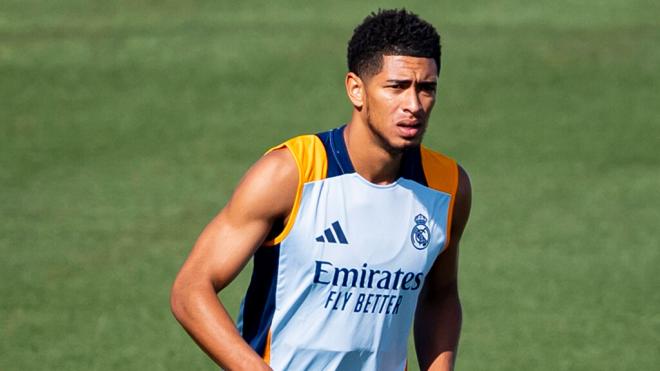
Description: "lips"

(396, 121), (424, 138)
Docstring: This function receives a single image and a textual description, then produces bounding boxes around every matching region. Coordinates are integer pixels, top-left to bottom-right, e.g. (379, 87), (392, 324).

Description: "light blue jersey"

(237, 126), (458, 370)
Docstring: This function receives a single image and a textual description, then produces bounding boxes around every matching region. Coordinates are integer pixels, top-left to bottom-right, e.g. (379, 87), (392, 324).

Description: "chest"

(282, 174), (451, 276)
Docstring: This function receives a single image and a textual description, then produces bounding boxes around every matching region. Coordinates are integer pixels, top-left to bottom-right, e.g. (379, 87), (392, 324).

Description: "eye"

(420, 83), (436, 92)
(419, 84), (437, 95)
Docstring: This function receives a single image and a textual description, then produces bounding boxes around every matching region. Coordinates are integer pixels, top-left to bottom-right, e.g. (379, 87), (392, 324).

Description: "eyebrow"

(385, 79), (437, 85)
(385, 79), (437, 90)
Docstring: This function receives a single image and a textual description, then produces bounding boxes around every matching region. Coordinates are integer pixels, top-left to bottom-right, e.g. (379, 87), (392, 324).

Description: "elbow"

(170, 275), (191, 323)
(170, 273), (217, 324)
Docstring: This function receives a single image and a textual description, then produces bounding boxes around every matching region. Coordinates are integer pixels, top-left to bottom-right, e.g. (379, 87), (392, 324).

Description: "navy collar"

(327, 125), (355, 175)
(316, 125), (427, 185)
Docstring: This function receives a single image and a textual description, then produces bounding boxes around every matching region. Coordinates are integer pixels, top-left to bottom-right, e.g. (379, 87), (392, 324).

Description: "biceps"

(190, 209), (274, 290)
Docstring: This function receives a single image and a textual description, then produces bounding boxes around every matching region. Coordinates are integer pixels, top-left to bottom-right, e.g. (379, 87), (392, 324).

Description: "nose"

(403, 87), (423, 115)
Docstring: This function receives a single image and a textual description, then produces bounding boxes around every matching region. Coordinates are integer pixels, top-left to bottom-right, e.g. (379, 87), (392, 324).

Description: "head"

(347, 9), (441, 79)
(346, 9), (441, 152)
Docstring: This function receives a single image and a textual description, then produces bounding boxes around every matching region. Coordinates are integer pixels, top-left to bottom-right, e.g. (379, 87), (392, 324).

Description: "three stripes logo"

(315, 221), (348, 244)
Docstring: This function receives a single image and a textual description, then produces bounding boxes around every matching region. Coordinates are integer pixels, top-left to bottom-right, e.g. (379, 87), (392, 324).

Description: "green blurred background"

(2, 0), (659, 369)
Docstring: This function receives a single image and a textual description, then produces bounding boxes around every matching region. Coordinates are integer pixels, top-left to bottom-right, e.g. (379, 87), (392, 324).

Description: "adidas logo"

(315, 221), (348, 244)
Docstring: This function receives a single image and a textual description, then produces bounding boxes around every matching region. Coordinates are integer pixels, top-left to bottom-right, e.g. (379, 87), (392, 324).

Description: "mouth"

(396, 120), (424, 138)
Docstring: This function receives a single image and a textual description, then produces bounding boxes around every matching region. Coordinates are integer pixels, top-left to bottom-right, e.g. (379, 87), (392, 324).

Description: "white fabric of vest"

(267, 172), (451, 371)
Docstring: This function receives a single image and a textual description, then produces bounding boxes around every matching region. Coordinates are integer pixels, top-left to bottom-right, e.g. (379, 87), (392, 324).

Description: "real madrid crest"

(411, 214), (430, 250)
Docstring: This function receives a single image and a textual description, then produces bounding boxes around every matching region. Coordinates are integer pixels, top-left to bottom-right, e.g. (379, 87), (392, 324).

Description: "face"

(361, 55), (438, 152)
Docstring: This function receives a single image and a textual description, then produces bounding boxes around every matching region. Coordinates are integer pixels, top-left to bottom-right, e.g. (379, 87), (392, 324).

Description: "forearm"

(171, 281), (271, 370)
(414, 283), (462, 371)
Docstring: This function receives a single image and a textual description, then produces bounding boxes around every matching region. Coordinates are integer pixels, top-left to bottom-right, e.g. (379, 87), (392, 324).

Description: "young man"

(171, 9), (471, 371)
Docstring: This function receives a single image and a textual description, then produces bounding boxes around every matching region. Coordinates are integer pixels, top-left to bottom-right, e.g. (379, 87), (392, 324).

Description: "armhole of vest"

(262, 135), (328, 246)
(420, 146), (459, 251)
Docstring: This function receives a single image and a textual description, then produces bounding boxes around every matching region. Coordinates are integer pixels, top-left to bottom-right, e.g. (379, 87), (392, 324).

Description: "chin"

(400, 132), (425, 146)
(388, 136), (423, 153)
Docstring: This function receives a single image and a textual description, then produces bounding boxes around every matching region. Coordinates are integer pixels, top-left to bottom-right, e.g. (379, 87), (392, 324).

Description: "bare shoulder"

(226, 147), (299, 222)
(452, 164), (472, 237)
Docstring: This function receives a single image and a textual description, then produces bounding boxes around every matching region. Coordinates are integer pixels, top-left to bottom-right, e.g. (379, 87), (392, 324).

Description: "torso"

(238, 126), (458, 371)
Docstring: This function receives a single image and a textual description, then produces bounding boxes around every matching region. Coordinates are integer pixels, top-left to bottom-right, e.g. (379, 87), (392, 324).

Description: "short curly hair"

(347, 9), (441, 78)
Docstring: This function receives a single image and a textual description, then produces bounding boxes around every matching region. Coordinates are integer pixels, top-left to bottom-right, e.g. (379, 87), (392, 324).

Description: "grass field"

(2, 1), (659, 370)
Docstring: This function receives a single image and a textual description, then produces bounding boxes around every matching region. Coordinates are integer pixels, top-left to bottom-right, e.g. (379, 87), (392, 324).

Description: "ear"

(345, 72), (365, 109)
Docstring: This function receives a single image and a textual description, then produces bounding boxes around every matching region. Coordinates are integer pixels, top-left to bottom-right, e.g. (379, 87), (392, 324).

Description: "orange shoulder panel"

(263, 330), (272, 364)
(420, 145), (458, 195)
(420, 146), (459, 248)
(262, 135), (328, 246)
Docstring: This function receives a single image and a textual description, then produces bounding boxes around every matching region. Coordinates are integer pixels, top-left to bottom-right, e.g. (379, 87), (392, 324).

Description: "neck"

(344, 116), (403, 185)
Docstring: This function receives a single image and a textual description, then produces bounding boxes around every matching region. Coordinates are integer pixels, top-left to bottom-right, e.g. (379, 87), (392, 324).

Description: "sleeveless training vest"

(237, 125), (458, 370)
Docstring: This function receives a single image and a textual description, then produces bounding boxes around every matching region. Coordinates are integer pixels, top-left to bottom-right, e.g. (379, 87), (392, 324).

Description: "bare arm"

(170, 149), (298, 370)
(415, 165), (472, 371)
